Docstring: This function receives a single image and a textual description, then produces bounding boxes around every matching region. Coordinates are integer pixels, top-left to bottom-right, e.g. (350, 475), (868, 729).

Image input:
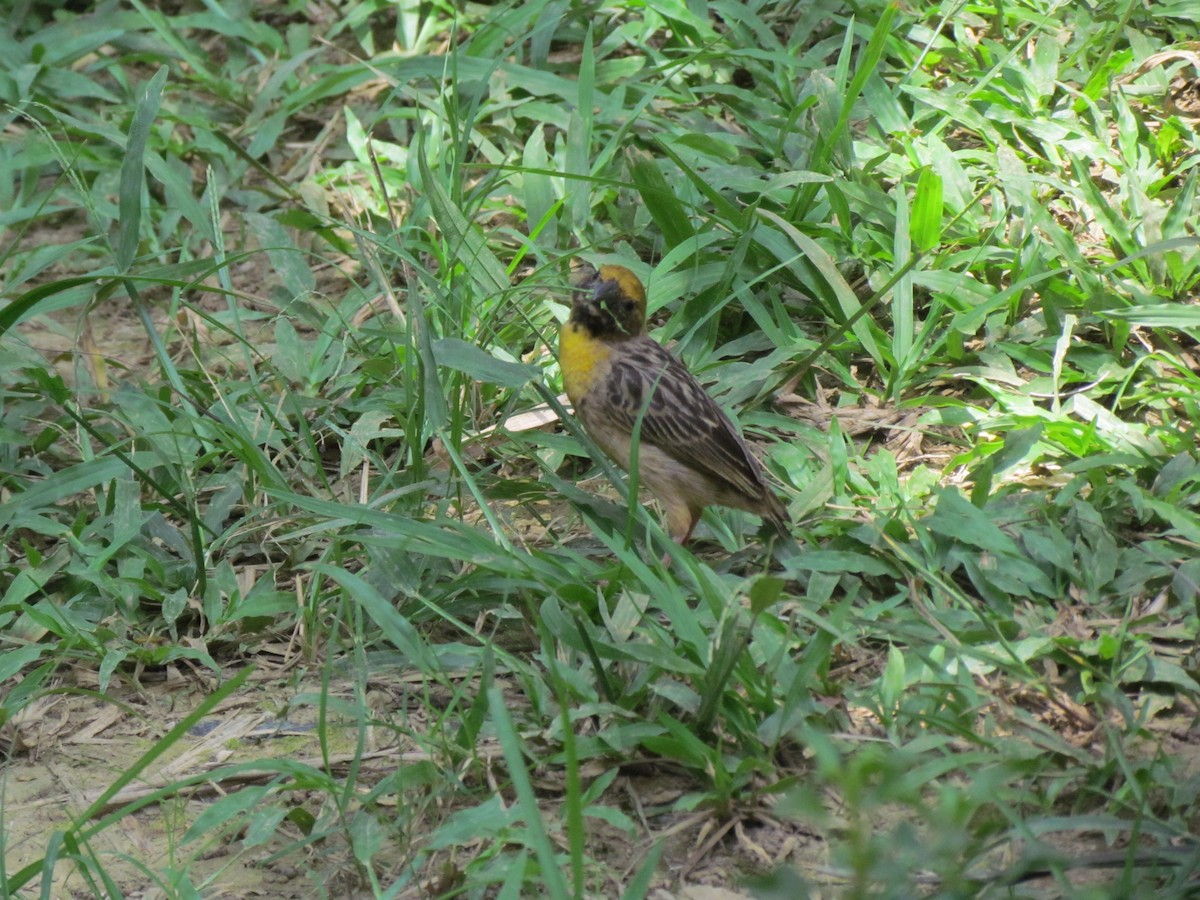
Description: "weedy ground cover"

(2, 0), (1199, 896)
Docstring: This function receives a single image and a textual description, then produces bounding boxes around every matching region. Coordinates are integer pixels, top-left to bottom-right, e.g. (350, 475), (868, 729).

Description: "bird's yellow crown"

(569, 264), (647, 339)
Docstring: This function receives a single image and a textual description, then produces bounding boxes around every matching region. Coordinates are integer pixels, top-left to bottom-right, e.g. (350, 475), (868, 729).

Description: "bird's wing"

(598, 337), (772, 502)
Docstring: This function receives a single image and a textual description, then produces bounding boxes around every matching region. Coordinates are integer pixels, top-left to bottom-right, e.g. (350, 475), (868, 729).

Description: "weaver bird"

(559, 262), (788, 552)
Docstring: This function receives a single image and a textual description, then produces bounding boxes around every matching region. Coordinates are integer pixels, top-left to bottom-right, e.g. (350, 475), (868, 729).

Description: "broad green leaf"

(431, 337), (534, 387)
(627, 148), (695, 249)
(117, 66), (167, 272)
(911, 168), (944, 254)
(756, 208), (884, 365)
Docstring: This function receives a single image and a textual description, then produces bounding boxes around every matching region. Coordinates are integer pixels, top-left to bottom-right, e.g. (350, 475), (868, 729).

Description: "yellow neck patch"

(559, 320), (613, 406)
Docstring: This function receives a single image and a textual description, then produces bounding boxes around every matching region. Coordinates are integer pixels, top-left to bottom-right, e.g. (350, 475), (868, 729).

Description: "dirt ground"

(6, 662), (1198, 898)
(0, 665), (823, 898)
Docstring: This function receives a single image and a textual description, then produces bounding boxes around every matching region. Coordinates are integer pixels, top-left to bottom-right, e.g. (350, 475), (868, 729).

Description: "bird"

(559, 262), (788, 554)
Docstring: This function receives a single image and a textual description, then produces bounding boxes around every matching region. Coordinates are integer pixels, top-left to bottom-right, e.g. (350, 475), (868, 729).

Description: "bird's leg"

(660, 511), (701, 567)
(678, 511), (700, 545)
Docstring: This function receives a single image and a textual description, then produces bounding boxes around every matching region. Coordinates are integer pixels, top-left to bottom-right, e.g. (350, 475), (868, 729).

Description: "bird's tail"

(761, 492), (789, 536)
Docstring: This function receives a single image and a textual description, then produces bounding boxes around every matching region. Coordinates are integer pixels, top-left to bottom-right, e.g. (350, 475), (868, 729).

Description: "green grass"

(2, 0), (1200, 896)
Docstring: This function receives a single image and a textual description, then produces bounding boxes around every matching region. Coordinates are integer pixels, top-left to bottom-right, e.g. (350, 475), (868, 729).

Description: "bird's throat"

(559, 320), (614, 407)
